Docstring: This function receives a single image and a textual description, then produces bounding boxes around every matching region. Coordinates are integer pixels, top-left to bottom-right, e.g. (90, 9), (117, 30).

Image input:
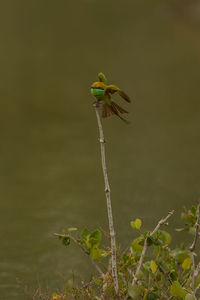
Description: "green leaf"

(194, 274), (200, 288)
(182, 257), (191, 270)
(62, 236), (70, 246)
(150, 260), (158, 274)
(191, 205), (196, 216)
(146, 291), (159, 300)
(90, 247), (107, 260)
(159, 230), (171, 245)
(68, 227), (77, 232)
(130, 218), (142, 230)
(170, 281), (186, 298)
(128, 285), (141, 299)
(185, 294), (196, 300)
(65, 279), (73, 293)
(88, 230), (101, 247)
(170, 270), (178, 281)
(147, 236), (154, 246)
(81, 228), (88, 240)
(143, 261), (151, 273)
(153, 239), (163, 246)
(176, 228), (186, 232)
(131, 236), (144, 252)
(52, 293), (58, 298)
(171, 249), (189, 263)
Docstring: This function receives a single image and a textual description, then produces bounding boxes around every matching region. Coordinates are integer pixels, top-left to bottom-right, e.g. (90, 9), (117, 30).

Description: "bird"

(91, 72), (131, 124)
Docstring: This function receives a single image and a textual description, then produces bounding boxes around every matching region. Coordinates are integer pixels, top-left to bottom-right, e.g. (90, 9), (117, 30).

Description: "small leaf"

(90, 247), (107, 260)
(131, 236), (144, 252)
(153, 239), (163, 246)
(182, 257), (191, 270)
(135, 218), (142, 230)
(159, 230), (171, 245)
(128, 285), (141, 299)
(191, 205), (196, 216)
(185, 294), (196, 300)
(194, 274), (200, 288)
(81, 228), (88, 240)
(143, 261), (151, 273)
(65, 279), (73, 293)
(130, 218), (142, 230)
(68, 227), (77, 232)
(89, 230), (101, 247)
(170, 281), (186, 298)
(176, 228), (186, 232)
(62, 236), (70, 246)
(147, 236), (154, 246)
(146, 291), (159, 300)
(150, 260), (158, 274)
(171, 249), (189, 263)
(170, 270), (178, 281)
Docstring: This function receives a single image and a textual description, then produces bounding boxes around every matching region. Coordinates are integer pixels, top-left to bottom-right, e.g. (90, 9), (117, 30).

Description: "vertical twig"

(93, 101), (119, 297)
(189, 201), (200, 289)
(190, 201), (200, 252)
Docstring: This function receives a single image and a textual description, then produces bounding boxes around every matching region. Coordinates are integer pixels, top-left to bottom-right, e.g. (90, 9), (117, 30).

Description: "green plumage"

(91, 73), (131, 123)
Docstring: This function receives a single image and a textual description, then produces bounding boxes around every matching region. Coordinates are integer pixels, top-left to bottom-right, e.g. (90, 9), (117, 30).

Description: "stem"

(190, 201), (200, 252)
(93, 101), (119, 297)
(190, 201), (200, 288)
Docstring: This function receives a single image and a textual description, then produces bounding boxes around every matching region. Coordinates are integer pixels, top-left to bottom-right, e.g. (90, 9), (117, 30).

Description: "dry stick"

(93, 101), (119, 297)
(54, 233), (103, 276)
(132, 210), (174, 286)
(190, 201), (200, 289)
(190, 201), (200, 252)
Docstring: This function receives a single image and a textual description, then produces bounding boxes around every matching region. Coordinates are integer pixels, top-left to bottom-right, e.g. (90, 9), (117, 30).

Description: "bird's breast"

(91, 87), (105, 99)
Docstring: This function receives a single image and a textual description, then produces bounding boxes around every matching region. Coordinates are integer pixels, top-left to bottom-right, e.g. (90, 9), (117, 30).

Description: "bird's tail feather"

(111, 101), (128, 114)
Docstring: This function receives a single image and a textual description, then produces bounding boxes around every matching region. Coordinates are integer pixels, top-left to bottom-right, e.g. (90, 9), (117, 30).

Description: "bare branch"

(93, 101), (119, 297)
(151, 210), (174, 236)
(189, 201), (200, 288)
(190, 201), (200, 252)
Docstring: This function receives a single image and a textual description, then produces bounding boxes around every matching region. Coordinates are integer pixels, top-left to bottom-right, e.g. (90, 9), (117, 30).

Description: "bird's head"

(91, 82), (106, 99)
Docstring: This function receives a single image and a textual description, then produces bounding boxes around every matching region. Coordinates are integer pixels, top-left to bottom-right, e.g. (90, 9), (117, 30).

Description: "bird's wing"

(106, 85), (131, 103)
(118, 90), (131, 103)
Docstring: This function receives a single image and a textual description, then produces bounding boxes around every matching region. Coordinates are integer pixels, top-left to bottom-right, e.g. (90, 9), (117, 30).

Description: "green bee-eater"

(91, 72), (131, 123)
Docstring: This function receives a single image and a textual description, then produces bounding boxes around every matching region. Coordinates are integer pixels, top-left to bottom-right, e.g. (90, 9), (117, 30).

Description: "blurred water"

(0, 0), (200, 298)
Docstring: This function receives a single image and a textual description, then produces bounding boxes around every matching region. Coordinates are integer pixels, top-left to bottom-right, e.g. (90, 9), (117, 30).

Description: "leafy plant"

(54, 203), (200, 299)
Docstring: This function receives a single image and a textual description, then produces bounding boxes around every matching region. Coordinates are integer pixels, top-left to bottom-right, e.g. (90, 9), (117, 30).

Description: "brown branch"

(54, 233), (103, 276)
(132, 210), (174, 286)
(93, 101), (119, 297)
(151, 210), (174, 236)
(189, 201), (200, 288)
(190, 201), (200, 252)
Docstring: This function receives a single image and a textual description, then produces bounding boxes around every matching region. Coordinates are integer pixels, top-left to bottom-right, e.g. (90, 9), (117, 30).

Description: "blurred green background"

(0, 0), (200, 298)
